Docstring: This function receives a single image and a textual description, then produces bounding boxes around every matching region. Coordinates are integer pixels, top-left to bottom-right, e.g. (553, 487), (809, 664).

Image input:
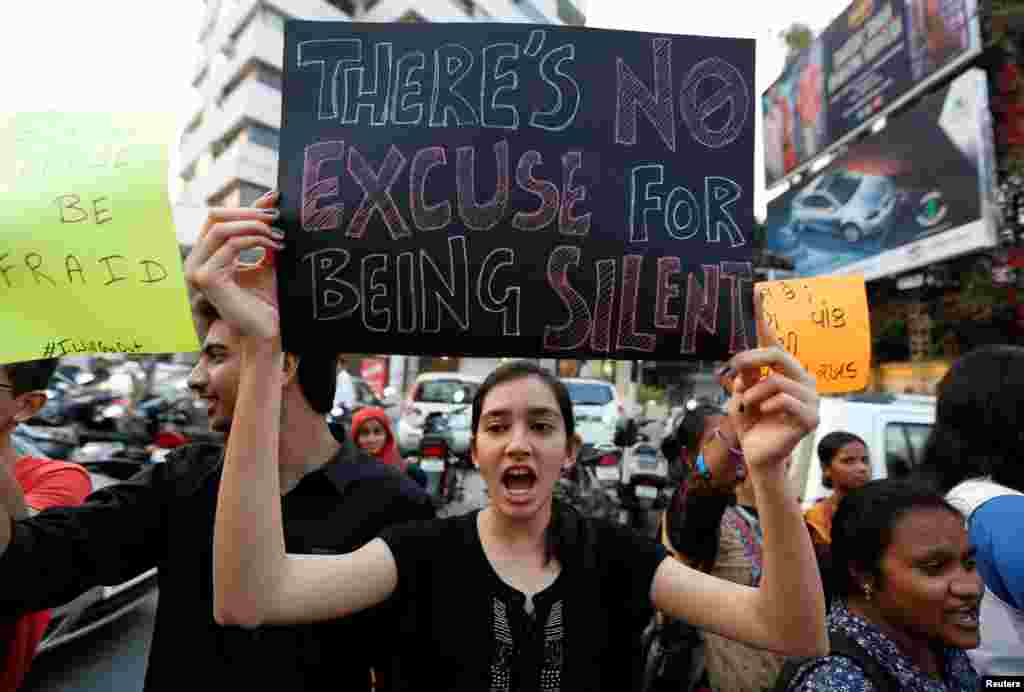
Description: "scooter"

(617, 437), (673, 538)
(415, 411), (461, 507)
(14, 423), (80, 460)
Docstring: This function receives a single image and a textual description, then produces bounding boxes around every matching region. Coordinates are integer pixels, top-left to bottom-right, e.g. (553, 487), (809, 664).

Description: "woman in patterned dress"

(779, 479), (981, 692)
(656, 400), (790, 692)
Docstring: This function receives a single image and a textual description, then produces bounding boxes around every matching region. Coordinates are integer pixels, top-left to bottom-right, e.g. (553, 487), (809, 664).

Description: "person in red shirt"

(0, 358), (91, 690)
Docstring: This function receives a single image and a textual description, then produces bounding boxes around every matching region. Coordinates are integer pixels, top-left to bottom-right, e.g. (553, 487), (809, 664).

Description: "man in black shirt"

(0, 193), (434, 692)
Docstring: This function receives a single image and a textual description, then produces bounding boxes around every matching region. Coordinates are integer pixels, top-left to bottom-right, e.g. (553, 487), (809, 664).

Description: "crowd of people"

(649, 343), (1024, 691)
(0, 193), (1020, 691)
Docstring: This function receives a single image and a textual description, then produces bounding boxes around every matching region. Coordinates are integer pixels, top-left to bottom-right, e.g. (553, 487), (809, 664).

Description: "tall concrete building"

(176, 0), (586, 232)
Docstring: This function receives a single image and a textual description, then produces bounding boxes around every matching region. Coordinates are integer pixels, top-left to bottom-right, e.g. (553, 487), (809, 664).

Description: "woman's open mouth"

(501, 465), (538, 500)
(949, 605), (980, 629)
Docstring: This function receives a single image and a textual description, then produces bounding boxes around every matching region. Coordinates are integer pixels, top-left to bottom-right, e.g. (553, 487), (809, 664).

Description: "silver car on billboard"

(791, 171), (904, 243)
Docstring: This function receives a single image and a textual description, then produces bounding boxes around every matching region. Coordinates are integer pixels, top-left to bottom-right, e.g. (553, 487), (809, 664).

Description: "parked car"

(10, 430), (158, 656)
(791, 171), (903, 243)
(398, 373), (482, 455)
(788, 393), (936, 510)
(562, 378), (626, 448)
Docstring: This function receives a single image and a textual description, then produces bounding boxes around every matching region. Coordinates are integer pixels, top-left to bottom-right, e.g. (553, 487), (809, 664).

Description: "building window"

(211, 125), (245, 160)
(208, 181), (268, 209)
(561, 0), (585, 25)
(184, 111), (204, 135)
(512, 0), (550, 24)
(208, 182), (241, 208)
(248, 122), (280, 151)
(192, 64), (208, 89)
(326, 0), (357, 15)
(239, 182), (271, 206)
(261, 5), (289, 31)
(255, 63), (282, 91)
(557, 0), (585, 25)
(220, 60), (282, 107)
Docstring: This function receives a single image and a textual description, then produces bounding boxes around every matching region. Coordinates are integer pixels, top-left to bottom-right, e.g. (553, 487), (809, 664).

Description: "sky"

(4, 0), (850, 216)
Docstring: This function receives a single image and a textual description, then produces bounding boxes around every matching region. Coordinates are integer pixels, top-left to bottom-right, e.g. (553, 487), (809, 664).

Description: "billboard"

(763, 0), (981, 188)
(765, 68), (997, 281)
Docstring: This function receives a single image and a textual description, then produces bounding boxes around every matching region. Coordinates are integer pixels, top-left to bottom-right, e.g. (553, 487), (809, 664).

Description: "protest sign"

(755, 275), (871, 393)
(0, 112), (199, 364)
(276, 22), (755, 360)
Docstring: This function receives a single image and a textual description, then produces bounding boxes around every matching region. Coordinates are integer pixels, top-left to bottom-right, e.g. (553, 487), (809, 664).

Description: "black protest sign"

(276, 21), (755, 360)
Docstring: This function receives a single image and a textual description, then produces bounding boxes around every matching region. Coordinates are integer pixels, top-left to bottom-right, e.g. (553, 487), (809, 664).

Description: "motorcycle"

(71, 427), (193, 469)
(13, 423), (80, 461)
(555, 444), (621, 522)
(414, 411), (461, 507)
(616, 437), (673, 538)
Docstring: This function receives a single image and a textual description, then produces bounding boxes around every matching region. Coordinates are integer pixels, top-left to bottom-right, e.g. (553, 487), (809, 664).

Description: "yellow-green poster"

(0, 112), (199, 364)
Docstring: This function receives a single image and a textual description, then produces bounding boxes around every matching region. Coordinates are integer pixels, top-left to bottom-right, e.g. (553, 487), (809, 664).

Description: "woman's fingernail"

(261, 209), (280, 219)
(259, 189), (279, 200)
(271, 229), (285, 239)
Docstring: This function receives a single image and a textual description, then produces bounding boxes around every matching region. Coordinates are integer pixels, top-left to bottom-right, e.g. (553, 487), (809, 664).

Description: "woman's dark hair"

(817, 431), (867, 489)
(471, 360), (575, 438)
(2, 359), (59, 396)
(295, 350), (338, 415)
(661, 402), (724, 467)
(471, 360), (575, 566)
(917, 345), (1024, 493)
(830, 479), (961, 599)
(664, 402), (733, 572)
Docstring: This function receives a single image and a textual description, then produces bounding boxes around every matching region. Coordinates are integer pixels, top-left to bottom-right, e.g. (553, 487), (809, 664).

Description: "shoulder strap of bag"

(772, 630), (901, 692)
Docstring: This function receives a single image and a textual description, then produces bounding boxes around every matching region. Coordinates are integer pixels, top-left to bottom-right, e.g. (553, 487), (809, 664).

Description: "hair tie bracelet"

(694, 428), (745, 482)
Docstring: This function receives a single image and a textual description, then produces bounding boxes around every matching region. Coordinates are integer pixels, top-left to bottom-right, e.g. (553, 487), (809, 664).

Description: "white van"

(789, 393), (936, 510)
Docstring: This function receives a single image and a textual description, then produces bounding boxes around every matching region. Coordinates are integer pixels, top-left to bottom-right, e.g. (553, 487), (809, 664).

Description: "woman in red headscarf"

(351, 407), (428, 488)
(351, 407), (403, 468)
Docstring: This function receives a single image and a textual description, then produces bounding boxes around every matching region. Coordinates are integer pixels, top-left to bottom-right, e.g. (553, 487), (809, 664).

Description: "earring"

(863, 583), (873, 601)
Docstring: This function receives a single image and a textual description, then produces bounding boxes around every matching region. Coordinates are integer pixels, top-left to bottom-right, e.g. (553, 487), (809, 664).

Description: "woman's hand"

(726, 294), (819, 473)
(183, 190), (283, 342)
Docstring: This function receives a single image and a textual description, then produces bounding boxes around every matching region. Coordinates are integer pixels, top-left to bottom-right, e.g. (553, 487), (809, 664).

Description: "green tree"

(780, 23), (814, 63)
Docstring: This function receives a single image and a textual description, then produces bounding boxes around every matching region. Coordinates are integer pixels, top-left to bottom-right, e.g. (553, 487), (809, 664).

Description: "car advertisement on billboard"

(765, 68), (997, 281)
(763, 0), (980, 188)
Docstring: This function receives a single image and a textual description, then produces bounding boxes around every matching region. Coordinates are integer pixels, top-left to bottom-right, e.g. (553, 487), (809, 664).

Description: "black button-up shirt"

(0, 441), (434, 692)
